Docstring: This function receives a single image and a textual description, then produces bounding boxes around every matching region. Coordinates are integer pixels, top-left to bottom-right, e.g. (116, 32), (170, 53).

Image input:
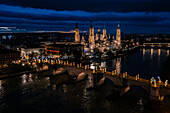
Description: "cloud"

(0, 4), (170, 33)
(0, 0), (170, 12)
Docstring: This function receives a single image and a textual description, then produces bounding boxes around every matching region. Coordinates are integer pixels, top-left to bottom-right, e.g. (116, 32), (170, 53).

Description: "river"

(0, 49), (170, 113)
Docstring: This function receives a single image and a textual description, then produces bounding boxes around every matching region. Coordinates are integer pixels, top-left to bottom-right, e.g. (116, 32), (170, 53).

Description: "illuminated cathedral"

(75, 20), (121, 54)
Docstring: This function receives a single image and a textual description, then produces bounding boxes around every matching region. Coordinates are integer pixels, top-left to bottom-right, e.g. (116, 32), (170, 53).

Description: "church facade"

(75, 20), (122, 54)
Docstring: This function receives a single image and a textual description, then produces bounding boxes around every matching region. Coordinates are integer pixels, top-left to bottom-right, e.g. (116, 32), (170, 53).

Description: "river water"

(0, 49), (170, 113)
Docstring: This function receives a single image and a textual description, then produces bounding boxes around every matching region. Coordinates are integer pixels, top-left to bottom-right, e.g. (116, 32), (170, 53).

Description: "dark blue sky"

(0, 0), (170, 34)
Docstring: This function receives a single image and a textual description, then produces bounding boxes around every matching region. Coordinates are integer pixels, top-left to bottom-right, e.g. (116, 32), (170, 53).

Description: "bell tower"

(89, 19), (94, 43)
(116, 23), (121, 48)
(75, 22), (80, 43)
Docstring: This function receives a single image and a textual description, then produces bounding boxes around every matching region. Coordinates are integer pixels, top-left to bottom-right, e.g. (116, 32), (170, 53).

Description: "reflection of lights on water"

(28, 77), (33, 82)
(22, 74), (27, 84)
(22, 74), (27, 79)
(63, 84), (67, 93)
(89, 74), (94, 87)
(0, 80), (2, 89)
(158, 49), (161, 56)
(143, 49), (145, 56)
(29, 74), (32, 78)
(53, 84), (56, 90)
(116, 58), (121, 74)
(167, 50), (169, 56)
(151, 49), (153, 59)
(0, 80), (5, 98)
(23, 79), (27, 84)
(21, 74), (33, 84)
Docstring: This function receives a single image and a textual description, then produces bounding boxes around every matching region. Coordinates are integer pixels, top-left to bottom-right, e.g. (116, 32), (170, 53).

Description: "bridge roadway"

(142, 43), (170, 47)
(55, 63), (170, 102)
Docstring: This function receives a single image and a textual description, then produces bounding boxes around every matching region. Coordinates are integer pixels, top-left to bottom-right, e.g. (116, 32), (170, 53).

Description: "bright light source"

(90, 65), (95, 69)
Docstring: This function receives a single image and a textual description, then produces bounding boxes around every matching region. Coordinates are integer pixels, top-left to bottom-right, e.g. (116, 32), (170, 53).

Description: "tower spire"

(89, 18), (94, 43)
(118, 21), (120, 28)
(116, 21), (121, 48)
(76, 21), (78, 28)
(75, 21), (80, 43)
(90, 19), (93, 28)
(103, 23), (106, 39)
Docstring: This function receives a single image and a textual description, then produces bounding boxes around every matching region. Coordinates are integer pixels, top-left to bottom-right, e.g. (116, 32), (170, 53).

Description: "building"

(75, 22), (80, 43)
(21, 45), (45, 59)
(45, 42), (84, 58)
(103, 23), (106, 39)
(116, 23), (121, 48)
(73, 20), (121, 55)
(0, 49), (20, 65)
(89, 19), (95, 43)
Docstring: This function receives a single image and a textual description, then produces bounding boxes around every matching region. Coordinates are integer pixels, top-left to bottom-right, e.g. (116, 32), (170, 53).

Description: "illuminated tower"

(116, 23), (121, 48)
(75, 22), (80, 43)
(89, 19), (94, 43)
(103, 23), (106, 39)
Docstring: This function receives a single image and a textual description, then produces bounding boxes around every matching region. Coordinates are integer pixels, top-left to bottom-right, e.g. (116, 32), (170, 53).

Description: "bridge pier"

(150, 86), (164, 102)
(89, 73), (104, 87)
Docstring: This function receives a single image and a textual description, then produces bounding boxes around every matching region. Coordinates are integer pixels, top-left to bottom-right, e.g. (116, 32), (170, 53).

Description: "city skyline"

(0, 0), (170, 34)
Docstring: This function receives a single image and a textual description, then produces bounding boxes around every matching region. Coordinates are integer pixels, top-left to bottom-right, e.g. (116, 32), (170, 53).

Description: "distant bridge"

(142, 43), (170, 48)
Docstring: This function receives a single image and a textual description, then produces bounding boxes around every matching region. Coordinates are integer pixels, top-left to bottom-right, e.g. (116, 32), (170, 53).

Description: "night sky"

(0, 0), (170, 34)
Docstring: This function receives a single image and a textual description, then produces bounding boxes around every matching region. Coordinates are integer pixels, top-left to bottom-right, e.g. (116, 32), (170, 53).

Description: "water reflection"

(158, 49), (161, 56)
(0, 80), (2, 89)
(110, 48), (169, 79)
(116, 57), (121, 74)
(21, 74), (27, 85)
(151, 48), (153, 59)
(0, 80), (5, 100)
(63, 84), (67, 93)
(167, 50), (169, 56)
(89, 74), (94, 87)
(143, 48), (145, 59)
(28, 74), (33, 82)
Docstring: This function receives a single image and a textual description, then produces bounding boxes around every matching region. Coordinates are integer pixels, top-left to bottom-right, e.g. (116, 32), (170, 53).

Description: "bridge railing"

(35, 59), (170, 88)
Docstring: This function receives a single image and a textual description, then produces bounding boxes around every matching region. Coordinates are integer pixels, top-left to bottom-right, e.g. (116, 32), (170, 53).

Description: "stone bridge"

(44, 61), (170, 102)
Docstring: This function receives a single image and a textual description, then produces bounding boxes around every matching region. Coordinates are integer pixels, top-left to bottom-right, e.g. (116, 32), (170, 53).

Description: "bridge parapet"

(38, 59), (170, 101)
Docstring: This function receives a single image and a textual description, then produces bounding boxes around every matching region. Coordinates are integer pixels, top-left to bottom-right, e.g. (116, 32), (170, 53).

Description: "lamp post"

(153, 79), (157, 87)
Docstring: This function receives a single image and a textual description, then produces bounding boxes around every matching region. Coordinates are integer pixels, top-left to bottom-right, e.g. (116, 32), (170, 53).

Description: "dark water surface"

(0, 49), (170, 113)
(107, 49), (170, 80)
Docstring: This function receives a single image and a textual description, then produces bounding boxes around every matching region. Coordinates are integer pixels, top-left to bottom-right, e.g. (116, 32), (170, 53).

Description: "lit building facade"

(75, 22), (80, 43)
(103, 24), (106, 39)
(89, 20), (95, 43)
(116, 23), (121, 48)
(74, 20), (122, 54)
(0, 49), (20, 65)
